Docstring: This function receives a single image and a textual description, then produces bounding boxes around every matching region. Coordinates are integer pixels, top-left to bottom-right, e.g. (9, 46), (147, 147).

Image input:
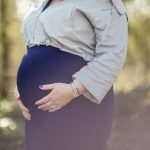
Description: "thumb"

(39, 84), (55, 90)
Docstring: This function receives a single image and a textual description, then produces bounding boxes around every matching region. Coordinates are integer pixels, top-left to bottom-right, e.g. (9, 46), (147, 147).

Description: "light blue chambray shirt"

(20, 0), (128, 104)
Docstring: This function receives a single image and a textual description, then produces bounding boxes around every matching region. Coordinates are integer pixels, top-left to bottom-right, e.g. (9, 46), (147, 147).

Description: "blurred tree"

(126, 0), (150, 82)
(0, 0), (16, 97)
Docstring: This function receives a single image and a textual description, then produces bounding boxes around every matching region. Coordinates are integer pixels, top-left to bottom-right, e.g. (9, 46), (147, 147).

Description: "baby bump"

(16, 45), (88, 109)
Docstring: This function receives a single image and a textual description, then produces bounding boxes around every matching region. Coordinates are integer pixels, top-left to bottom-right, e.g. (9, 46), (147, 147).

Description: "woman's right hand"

(15, 87), (31, 121)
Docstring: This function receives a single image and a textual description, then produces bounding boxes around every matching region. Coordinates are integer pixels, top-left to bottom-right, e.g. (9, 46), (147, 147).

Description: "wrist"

(69, 83), (80, 99)
(71, 79), (87, 96)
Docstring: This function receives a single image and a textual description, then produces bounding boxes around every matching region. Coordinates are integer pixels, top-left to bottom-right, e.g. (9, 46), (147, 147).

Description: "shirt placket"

(31, 2), (46, 46)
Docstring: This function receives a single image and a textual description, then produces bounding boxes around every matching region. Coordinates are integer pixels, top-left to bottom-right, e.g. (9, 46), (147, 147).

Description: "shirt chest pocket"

(69, 6), (113, 46)
(89, 7), (114, 43)
(39, 4), (75, 38)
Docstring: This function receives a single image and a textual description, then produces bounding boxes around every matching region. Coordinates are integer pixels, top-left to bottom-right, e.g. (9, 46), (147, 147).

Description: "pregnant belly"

(16, 45), (87, 110)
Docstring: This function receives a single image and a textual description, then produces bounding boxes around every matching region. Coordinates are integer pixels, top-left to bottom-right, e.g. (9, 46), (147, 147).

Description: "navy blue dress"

(16, 45), (114, 150)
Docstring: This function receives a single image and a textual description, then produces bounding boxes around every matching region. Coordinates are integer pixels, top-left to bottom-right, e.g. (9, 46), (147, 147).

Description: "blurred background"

(0, 0), (150, 150)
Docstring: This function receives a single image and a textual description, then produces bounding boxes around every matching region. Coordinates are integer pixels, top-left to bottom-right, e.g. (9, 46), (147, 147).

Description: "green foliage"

(0, 97), (25, 150)
(127, 6), (150, 72)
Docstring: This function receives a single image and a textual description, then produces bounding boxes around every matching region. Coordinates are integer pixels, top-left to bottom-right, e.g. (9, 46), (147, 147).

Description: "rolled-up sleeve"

(72, 8), (128, 104)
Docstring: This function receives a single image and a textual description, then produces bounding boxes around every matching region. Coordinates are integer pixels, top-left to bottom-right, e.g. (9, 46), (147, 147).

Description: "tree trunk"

(0, 0), (11, 97)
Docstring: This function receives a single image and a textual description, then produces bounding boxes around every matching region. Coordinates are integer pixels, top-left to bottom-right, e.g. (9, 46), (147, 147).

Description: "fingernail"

(35, 101), (40, 105)
(35, 101), (38, 105)
(39, 85), (44, 89)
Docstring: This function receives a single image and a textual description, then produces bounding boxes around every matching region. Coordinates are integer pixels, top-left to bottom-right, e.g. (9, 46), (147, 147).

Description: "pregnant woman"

(15, 0), (128, 149)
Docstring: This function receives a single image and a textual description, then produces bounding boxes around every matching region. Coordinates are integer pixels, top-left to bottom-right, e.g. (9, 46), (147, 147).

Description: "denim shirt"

(20, 0), (128, 104)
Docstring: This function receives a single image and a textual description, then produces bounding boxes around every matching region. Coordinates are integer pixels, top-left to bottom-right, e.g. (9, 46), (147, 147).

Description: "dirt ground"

(107, 86), (150, 150)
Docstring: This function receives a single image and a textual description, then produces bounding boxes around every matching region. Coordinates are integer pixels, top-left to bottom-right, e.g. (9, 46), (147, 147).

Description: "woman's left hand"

(35, 83), (75, 112)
